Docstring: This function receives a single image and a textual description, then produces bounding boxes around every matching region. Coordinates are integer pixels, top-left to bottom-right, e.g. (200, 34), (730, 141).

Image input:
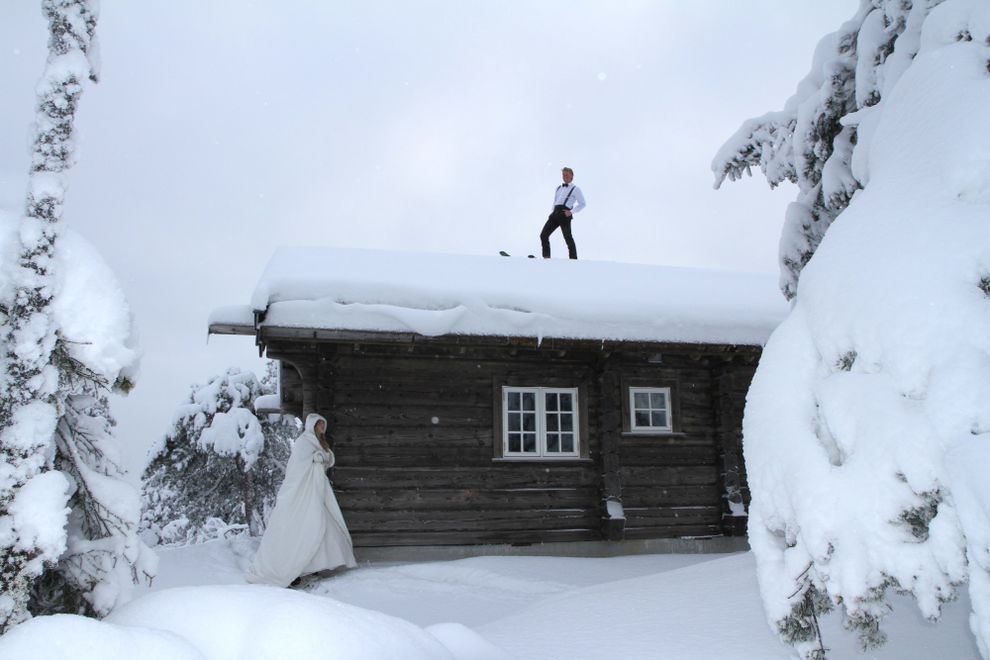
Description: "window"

(629, 387), (672, 432)
(502, 387), (580, 458)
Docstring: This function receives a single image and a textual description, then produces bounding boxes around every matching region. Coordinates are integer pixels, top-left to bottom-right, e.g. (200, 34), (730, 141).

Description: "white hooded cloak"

(246, 413), (356, 586)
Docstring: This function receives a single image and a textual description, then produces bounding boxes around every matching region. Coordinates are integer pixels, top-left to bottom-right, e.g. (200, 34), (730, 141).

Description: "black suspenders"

(559, 185), (576, 208)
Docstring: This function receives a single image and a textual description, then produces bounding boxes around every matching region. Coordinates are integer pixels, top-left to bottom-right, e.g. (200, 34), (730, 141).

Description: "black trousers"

(540, 205), (577, 259)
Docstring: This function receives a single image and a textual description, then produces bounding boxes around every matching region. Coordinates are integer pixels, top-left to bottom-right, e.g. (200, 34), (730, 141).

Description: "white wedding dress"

(246, 413), (356, 586)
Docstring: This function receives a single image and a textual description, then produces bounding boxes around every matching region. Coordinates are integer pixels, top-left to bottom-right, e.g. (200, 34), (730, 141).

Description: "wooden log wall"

(612, 353), (725, 540)
(265, 336), (759, 548)
(327, 341), (602, 547)
(713, 362), (757, 536)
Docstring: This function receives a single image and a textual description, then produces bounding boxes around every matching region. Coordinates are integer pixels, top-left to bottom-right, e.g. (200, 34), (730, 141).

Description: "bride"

(247, 413), (356, 586)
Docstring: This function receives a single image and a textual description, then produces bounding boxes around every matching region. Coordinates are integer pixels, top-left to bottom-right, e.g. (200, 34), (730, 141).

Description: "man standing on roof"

(540, 166), (586, 259)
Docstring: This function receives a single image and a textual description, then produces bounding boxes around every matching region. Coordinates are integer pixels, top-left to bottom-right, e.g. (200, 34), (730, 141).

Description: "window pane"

(523, 433), (537, 452)
(508, 391), (520, 411)
(508, 414), (520, 432)
(545, 393), (558, 412)
(635, 411), (650, 427)
(508, 434), (521, 453)
(559, 392), (573, 411)
(561, 433), (574, 452)
(650, 392), (667, 410)
(633, 392), (649, 409)
(651, 411), (668, 428)
(523, 392), (536, 411)
(546, 414), (559, 432)
(523, 413), (536, 432)
(546, 433), (560, 452)
(561, 415), (573, 432)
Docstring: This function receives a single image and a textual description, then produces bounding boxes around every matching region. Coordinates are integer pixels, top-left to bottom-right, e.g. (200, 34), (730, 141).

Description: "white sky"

(0, 1), (856, 477)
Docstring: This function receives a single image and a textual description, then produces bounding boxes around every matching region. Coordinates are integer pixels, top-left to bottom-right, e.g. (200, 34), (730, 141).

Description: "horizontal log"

(620, 451), (718, 470)
(620, 441), (716, 458)
(619, 466), (718, 487)
(336, 452), (495, 469)
(334, 372), (495, 389)
(331, 410), (493, 428)
(334, 466), (601, 490)
(621, 484), (722, 507)
(622, 524), (723, 540)
(334, 427), (492, 444)
(675, 389), (714, 405)
(344, 509), (600, 533)
(336, 486), (601, 511)
(344, 506), (600, 523)
(622, 506), (722, 527)
(335, 391), (493, 407)
(334, 358), (593, 378)
(334, 430), (601, 451)
(351, 528), (602, 547)
(336, 449), (606, 469)
(615, 367), (711, 382)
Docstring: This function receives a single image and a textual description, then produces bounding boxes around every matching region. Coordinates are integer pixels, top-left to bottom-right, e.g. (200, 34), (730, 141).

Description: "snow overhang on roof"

(209, 247), (789, 346)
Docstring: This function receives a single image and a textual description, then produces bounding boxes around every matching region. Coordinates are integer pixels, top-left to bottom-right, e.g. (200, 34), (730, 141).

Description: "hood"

(304, 413), (327, 435)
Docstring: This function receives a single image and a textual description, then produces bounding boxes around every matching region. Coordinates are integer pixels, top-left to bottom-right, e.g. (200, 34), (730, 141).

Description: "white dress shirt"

(553, 183), (586, 213)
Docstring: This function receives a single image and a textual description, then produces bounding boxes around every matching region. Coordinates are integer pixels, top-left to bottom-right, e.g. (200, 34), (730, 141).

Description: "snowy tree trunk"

(241, 460), (260, 537)
(0, 0), (99, 632)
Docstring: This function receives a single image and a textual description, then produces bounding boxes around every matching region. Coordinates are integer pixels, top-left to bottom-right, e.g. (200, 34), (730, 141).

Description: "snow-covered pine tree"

(0, 0), (101, 631)
(716, 1), (990, 658)
(1, 0), (153, 626)
(141, 365), (297, 545)
(712, 0), (923, 300)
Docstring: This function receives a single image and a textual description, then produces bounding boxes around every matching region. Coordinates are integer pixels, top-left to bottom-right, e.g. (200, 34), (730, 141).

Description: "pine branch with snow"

(140, 365), (297, 546)
(712, 0), (927, 300)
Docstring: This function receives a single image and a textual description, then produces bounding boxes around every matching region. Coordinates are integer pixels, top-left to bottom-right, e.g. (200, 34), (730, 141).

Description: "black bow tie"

(561, 183), (569, 187)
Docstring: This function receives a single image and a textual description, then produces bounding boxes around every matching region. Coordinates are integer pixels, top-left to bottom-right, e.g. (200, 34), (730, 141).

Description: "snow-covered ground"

(0, 538), (979, 659)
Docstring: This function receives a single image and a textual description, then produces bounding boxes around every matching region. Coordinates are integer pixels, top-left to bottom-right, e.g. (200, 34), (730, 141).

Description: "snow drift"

(0, 584), (498, 660)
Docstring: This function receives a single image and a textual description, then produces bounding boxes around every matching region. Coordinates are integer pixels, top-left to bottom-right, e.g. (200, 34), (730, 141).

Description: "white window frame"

(629, 386), (672, 433)
(501, 386), (580, 459)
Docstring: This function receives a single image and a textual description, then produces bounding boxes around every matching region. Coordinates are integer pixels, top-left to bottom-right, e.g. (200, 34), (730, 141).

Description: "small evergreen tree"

(140, 365), (297, 545)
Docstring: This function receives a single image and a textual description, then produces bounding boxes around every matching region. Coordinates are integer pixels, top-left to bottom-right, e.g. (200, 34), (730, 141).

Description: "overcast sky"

(1, 1), (855, 477)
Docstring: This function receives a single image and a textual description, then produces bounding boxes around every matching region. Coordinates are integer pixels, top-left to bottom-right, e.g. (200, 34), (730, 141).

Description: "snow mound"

(108, 585), (465, 659)
(0, 584), (485, 660)
(0, 612), (204, 660)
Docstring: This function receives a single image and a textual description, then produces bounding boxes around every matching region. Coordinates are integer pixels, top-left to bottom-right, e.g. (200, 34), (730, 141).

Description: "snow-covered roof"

(210, 247), (789, 346)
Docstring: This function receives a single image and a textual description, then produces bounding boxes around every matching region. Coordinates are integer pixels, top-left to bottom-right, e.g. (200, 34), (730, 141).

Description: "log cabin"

(210, 247), (786, 555)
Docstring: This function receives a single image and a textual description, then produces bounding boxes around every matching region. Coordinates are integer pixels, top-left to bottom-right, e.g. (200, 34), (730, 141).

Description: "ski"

(499, 251), (537, 258)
